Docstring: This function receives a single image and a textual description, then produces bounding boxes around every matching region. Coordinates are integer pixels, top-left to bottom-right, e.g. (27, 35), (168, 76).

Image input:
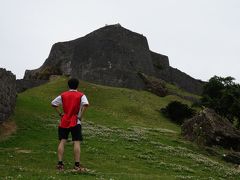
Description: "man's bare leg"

(73, 141), (80, 163)
(73, 140), (87, 172)
(58, 139), (67, 162)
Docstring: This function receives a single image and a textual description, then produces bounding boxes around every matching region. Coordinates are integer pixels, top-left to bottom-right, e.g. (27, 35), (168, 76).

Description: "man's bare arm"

(80, 105), (88, 121)
(52, 105), (63, 117)
(51, 95), (63, 117)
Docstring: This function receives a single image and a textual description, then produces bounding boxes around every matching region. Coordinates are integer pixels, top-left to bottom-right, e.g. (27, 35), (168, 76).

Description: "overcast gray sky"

(1, 0), (240, 82)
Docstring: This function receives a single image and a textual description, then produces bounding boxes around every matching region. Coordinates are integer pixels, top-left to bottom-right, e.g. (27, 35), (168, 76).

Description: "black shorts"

(58, 124), (83, 141)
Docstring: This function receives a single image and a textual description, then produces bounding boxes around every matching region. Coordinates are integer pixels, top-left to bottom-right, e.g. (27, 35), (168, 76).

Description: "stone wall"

(154, 66), (203, 94)
(151, 51), (169, 69)
(16, 79), (48, 93)
(24, 41), (75, 80)
(0, 68), (16, 122)
(71, 25), (155, 89)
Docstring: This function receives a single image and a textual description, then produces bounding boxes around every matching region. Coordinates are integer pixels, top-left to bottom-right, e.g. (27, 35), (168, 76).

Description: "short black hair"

(68, 78), (79, 89)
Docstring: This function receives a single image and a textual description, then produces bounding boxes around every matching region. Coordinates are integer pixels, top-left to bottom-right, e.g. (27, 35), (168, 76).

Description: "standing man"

(51, 78), (89, 172)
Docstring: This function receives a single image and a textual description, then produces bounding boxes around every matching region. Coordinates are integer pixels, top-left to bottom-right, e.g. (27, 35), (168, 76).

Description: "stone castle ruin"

(24, 24), (203, 94)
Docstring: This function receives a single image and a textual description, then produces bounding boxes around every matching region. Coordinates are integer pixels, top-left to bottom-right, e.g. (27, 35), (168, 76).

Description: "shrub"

(161, 101), (196, 124)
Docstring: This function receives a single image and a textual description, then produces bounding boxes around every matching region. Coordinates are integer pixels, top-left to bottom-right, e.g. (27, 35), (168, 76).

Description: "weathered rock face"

(0, 68), (16, 122)
(182, 108), (240, 151)
(24, 24), (203, 94)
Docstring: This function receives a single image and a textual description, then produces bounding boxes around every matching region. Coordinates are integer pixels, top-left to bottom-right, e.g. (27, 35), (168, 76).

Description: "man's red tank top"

(60, 91), (84, 128)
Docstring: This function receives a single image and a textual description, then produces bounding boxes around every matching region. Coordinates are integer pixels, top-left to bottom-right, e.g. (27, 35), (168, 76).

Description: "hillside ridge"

(0, 77), (239, 179)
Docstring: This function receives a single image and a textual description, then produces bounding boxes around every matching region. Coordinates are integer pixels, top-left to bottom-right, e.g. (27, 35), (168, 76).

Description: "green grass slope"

(0, 77), (239, 179)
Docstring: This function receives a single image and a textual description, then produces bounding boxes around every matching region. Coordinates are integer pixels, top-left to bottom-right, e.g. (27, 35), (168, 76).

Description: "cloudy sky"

(1, 0), (240, 82)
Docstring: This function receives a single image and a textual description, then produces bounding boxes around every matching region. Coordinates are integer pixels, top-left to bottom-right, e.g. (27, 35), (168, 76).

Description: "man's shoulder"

(77, 91), (85, 97)
(78, 91), (85, 95)
(61, 90), (85, 97)
(61, 91), (69, 96)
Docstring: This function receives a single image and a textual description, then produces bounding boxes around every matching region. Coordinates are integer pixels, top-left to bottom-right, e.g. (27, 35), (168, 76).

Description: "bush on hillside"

(161, 101), (196, 124)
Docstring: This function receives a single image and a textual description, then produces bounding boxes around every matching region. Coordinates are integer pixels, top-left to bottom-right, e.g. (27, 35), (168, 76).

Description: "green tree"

(201, 76), (240, 128)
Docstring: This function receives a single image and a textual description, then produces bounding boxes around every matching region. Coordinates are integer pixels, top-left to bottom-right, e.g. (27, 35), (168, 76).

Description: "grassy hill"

(0, 77), (239, 179)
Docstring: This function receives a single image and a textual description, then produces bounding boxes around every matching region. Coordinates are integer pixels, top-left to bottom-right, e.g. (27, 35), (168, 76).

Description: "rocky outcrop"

(138, 72), (168, 97)
(24, 24), (203, 94)
(182, 108), (240, 151)
(0, 68), (16, 122)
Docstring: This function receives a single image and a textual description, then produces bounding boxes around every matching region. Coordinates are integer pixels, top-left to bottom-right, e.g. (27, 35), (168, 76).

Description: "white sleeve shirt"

(51, 94), (89, 107)
(51, 95), (62, 107)
(51, 93), (89, 124)
(80, 95), (89, 106)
